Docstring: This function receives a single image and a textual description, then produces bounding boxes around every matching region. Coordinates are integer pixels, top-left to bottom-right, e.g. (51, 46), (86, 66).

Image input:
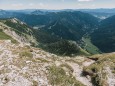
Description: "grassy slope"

(0, 19), (37, 46)
(48, 65), (85, 86)
(78, 47), (90, 56)
(82, 37), (101, 54)
(0, 30), (17, 43)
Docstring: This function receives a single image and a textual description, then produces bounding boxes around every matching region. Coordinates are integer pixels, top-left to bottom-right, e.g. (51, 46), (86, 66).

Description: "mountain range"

(0, 9), (115, 86)
(0, 9), (115, 55)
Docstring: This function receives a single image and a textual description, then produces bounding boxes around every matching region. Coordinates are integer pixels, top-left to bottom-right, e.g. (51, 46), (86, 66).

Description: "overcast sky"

(0, 0), (115, 10)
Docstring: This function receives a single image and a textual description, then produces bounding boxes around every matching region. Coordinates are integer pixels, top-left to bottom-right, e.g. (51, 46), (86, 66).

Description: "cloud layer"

(78, 0), (93, 2)
(0, 0), (115, 10)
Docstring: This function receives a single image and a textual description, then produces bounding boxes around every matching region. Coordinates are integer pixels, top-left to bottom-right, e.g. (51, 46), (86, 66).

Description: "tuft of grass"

(60, 63), (74, 73)
(35, 58), (49, 63)
(19, 51), (33, 58)
(47, 65), (85, 86)
(112, 70), (115, 74)
(65, 58), (83, 65)
(32, 80), (38, 86)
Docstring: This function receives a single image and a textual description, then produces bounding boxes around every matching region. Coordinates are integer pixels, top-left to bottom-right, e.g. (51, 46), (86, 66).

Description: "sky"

(0, 0), (115, 10)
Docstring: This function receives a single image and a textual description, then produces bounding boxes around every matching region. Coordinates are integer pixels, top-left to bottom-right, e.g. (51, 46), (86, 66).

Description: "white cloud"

(29, 3), (34, 6)
(78, 0), (93, 2)
(91, 4), (96, 7)
(12, 3), (23, 7)
(39, 3), (45, 7)
(78, 3), (82, 6)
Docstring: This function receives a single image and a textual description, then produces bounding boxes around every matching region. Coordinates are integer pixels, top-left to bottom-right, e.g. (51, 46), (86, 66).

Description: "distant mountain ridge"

(0, 9), (115, 55)
(1, 8), (115, 19)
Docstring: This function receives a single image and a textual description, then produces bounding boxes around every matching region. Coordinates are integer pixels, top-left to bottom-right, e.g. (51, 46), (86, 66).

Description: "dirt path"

(67, 59), (95, 86)
(105, 67), (115, 86)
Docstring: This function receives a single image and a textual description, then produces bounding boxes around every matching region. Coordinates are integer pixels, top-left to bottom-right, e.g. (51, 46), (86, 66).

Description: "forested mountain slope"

(91, 15), (115, 52)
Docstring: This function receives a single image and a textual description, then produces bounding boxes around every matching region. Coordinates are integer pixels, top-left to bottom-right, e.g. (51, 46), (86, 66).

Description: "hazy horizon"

(0, 0), (115, 10)
(1, 8), (115, 11)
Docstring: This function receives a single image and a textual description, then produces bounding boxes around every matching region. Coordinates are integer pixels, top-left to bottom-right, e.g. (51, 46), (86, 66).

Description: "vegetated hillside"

(0, 29), (17, 43)
(91, 15), (115, 53)
(0, 10), (99, 33)
(0, 39), (114, 86)
(0, 18), (37, 46)
(0, 11), (99, 39)
(0, 18), (89, 56)
(34, 27), (90, 56)
(0, 11), (101, 55)
(41, 40), (90, 56)
(39, 11), (98, 41)
(32, 11), (98, 43)
(31, 11), (99, 55)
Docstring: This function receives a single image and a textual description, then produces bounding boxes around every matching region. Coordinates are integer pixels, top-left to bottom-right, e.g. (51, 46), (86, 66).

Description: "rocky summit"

(0, 40), (115, 86)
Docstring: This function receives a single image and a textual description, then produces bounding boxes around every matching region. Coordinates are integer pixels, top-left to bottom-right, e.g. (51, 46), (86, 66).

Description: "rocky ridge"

(0, 40), (114, 86)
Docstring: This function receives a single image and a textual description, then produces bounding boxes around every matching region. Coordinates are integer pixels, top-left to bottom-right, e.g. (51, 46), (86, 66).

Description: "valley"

(0, 9), (115, 86)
